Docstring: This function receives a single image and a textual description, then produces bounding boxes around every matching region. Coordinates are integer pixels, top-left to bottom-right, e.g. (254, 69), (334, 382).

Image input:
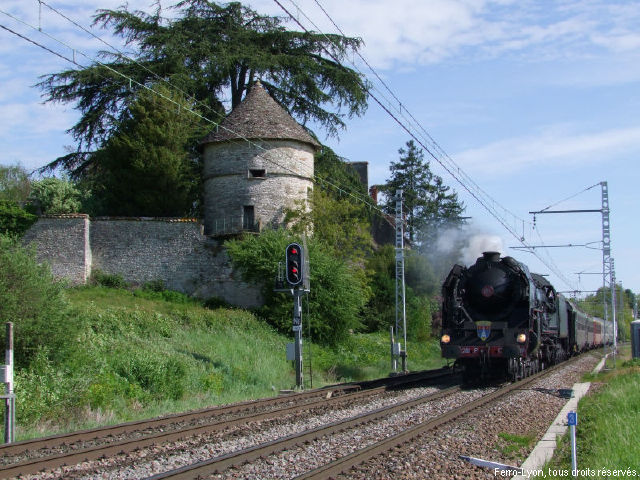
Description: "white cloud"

(247, 0), (640, 70)
(454, 125), (640, 176)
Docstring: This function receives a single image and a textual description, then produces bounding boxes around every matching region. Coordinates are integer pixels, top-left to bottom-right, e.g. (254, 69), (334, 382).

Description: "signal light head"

(285, 243), (304, 286)
(441, 334), (451, 344)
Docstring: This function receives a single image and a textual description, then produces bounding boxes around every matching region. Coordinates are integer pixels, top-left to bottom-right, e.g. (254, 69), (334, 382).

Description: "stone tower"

(201, 82), (319, 236)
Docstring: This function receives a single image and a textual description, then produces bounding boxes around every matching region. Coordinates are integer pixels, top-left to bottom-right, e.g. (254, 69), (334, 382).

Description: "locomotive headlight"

(441, 334), (451, 344)
(516, 333), (527, 343)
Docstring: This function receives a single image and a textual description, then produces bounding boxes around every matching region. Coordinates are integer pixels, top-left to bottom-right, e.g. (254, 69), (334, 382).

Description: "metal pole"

(567, 411), (578, 476)
(395, 190), (407, 372)
(390, 326), (396, 372)
(610, 259), (617, 367)
(293, 289), (303, 389)
(4, 323), (14, 444)
(600, 182), (611, 368)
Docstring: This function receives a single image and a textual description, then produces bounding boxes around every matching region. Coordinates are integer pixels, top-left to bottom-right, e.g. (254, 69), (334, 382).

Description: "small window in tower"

(249, 169), (266, 178)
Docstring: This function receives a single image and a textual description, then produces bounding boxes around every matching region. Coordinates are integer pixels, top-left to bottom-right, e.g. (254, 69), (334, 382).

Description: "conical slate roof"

(200, 81), (320, 149)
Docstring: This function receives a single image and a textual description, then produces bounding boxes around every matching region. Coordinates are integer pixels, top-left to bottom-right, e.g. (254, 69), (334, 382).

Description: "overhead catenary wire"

(305, 0), (530, 235)
(278, 0), (542, 236)
(0, 5), (384, 218)
(54, 0), (383, 212)
(273, 0), (578, 290)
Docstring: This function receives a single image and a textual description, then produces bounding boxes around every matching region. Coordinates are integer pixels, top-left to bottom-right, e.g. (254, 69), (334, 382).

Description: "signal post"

(279, 243), (309, 389)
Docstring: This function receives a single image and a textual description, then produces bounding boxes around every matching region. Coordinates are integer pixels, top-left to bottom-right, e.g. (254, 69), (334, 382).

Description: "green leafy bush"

(90, 269), (128, 289)
(28, 177), (84, 214)
(0, 234), (70, 366)
(111, 349), (186, 401)
(226, 229), (370, 345)
(0, 200), (37, 236)
(14, 348), (81, 424)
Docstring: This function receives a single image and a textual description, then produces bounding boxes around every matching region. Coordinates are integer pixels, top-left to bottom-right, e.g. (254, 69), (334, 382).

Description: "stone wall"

(22, 215), (91, 285)
(23, 216), (263, 308)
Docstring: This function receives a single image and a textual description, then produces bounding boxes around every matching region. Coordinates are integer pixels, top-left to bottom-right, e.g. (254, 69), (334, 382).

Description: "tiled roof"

(200, 81), (320, 149)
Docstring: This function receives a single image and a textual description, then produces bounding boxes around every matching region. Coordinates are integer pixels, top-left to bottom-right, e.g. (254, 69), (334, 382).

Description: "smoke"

(460, 234), (504, 266)
(433, 226), (504, 266)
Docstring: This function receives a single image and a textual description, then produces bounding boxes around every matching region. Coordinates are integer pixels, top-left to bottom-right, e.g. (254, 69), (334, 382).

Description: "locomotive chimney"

(482, 251), (501, 262)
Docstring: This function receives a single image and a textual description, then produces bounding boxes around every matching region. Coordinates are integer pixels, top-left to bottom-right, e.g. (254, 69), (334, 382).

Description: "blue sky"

(1, 0), (639, 299)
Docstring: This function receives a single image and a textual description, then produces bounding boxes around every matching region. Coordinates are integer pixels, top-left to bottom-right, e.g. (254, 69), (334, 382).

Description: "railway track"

(146, 356), (582, 480)
(0, 367), (454, 479)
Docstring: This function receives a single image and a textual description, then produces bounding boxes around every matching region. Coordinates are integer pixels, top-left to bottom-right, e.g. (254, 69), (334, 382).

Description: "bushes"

(0, 201), (37, 236)
(226, 229), (370, 345)
(90, 269), (128, 289)
(0, 234), (71, 366)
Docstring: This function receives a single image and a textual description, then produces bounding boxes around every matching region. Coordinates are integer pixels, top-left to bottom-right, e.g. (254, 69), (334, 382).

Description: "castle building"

(23, 82), (318, 307)
(201, 81), (319, 236)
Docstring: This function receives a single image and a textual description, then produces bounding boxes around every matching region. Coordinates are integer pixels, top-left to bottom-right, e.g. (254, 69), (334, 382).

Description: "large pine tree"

(381, 140), (465, 246)
(38, 0), (369, 178)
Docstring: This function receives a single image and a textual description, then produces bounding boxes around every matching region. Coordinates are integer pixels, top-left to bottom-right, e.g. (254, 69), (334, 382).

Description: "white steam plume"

(460, 234), (504, 266)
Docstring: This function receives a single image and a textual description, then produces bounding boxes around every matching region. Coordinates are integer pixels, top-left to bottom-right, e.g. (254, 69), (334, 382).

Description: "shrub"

(0, 201), (37, 236)
(0, 234), (70, 366)
(14, 348), (80, 424)
(111, 349), (186, 401)
(90, 269), (128, 289)
(28, 177), (84, 214)
(226, 229), (370, 345)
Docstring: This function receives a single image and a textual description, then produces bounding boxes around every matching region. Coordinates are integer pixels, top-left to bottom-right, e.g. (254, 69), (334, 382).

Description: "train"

(440, 251), (612, 381)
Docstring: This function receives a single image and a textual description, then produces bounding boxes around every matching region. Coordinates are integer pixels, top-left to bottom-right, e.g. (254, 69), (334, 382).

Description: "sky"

(1, 0), (639, 301)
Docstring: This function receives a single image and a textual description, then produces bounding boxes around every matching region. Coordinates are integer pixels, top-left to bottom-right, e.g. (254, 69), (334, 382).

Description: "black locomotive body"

(441, 251), (606, 381)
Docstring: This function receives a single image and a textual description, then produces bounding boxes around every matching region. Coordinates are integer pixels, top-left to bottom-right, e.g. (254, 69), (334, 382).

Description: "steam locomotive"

(440, 251), (610, 381)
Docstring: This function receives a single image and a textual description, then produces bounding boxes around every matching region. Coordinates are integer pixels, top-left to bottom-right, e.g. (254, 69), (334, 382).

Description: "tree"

(28, 177), (83, 214)
(38, 0), (369, 177)
(0, 201), (37, 236)
(362, 245), (435, 339)
(286, 188), (373, 265)
(226, 229), (369, 345)
(0, 164), (36, 235)
(83, 85), (204, 216)
(380, 140), (465, 246)
(314, 146), (368, 200)
(0, 163), (31, 204)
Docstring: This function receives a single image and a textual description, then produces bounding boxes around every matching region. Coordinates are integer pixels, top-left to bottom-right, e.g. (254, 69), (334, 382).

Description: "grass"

(542, 346), (640, 479)
(496, 432), (538, 460)
(5, 285), (445, 440)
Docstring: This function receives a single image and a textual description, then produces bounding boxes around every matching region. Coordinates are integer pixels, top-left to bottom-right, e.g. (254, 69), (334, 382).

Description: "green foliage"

(286, 188), (373, 264)
(362, 244), (437, 339)
(90, 269), (128, 289)
(0, 200), (37, 236)
(38, 0), (368, 176)
(547, 356), (640, 476)
(111, 349), (186, 400)
(496, 431), (537, 459)
(379, 140), (465, 245)
(84, 85), (205, 216)
(0, 163), (31, 203)
(314, 146), (367, 199)
(226, 229), (370, 345)
(9, 285), (445, 438)
(0, 234), (70, 366)
(28, 177), (83, 214)
(14, 348), (81, 425)
(577, 284), (635, 341)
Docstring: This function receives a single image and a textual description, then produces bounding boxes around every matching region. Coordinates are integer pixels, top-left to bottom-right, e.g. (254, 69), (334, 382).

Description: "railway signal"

(286, 243), (303, 286)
